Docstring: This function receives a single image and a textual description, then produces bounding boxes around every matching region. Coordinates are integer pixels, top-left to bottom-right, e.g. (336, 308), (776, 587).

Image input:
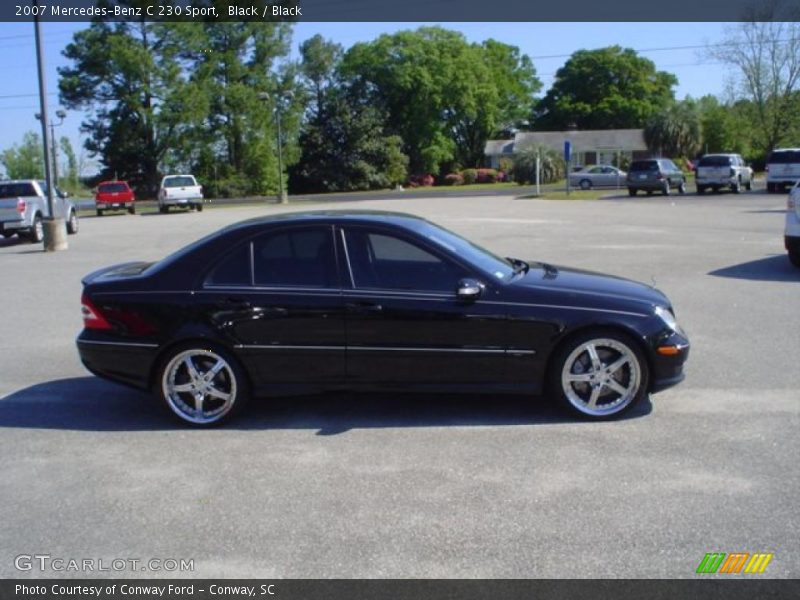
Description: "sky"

(0, 21), (735, 174)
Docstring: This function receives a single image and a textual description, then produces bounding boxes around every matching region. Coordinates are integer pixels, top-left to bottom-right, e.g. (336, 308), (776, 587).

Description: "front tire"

(732, 179), (741, 194)
(157, 343), (249, 426)
(550, 330), (649, 420)
(662, 181), (671, 196)
(678, 180), (686, 194)
(67, 210), (79, 234)
(579, 179), (592, 190)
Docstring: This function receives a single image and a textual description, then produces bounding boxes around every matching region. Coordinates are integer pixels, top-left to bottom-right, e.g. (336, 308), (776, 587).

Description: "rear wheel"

(767, 182), (775, 193)
(732, 179), (741, 194)
(678, 180), (686, 194)
(662, 181), (671, 196)
(579, 179), (592, 190)
(550, 330), (649, 420)
(159, 205), (168, 214)
(195, 203), (203, 212)
(67, 210), (78, 234)
(628, 188), (636, 196)
(128, 205), (136, 215)
(157, 344), (249, 426)
(28, 214), (43, 243)
(745, 180), (752, 191)
(697, 185), (706, 194)
(96, 209), (103, 217)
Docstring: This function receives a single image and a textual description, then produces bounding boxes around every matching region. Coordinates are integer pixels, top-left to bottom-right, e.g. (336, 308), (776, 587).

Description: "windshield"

(0, 182), (37, 198)
(416, 220), (515, 281)
(767, 150), (800, 164)
(163, 176), (196, 188)
(98, 183), (128, 193)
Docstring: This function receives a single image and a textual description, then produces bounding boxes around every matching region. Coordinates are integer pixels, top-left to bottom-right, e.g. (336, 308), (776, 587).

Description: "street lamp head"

(34, 112), (42, 121)
(257, 92), (270, 102)
(56, 109), (67, 119)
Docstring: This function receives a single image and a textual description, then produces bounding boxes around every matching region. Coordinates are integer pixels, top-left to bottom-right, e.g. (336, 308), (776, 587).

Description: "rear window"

(767, 150), (800, 164)
(698, 156), (733, 167)
(630, 161), (658, 172)
(0, 182), (37, 198)
(163, 176), (196, 188)
(98, 183), (129, 193)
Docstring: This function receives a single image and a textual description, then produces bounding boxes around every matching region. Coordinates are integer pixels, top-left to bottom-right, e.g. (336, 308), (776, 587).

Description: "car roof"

(228, 210), (430, 232)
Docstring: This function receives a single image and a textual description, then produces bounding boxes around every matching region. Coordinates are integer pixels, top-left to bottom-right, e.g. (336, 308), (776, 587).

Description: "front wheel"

(662, 182), (671, 196)
(579, 179), (592, 190)
(157, 344), (249, 426)
(550, 330), (649, 419)
(678, 181), (686, 194)
(732, 179), (741, 194)
(67, 210), (79, 234)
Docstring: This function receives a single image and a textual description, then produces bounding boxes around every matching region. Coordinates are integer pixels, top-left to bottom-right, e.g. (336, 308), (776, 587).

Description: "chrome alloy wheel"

(560, 338), (641, 417)
(162, 349), (238, 424)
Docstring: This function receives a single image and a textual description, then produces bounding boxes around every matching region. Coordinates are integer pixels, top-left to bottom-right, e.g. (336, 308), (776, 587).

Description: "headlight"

(655, 305), (679, 332)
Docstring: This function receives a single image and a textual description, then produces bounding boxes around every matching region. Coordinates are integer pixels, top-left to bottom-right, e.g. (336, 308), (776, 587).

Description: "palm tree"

(645, 100), (701, 157)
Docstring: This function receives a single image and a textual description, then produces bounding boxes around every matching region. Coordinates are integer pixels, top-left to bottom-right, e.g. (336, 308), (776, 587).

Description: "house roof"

(513, 129), (647, 153)
(483, 139), (516, 156)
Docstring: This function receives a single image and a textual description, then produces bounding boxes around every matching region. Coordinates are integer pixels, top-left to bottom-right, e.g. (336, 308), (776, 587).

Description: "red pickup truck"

(95, 181), (135, 216)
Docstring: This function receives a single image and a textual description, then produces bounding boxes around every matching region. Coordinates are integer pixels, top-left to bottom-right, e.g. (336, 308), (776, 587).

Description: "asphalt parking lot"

(0, 189), (797, 578)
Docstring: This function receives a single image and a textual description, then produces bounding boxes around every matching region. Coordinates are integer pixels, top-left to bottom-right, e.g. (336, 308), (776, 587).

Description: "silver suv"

(696, 153), (753, 194)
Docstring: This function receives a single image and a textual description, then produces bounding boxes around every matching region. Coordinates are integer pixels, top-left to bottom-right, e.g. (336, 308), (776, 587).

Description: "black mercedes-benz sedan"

(77, 210), (689, 426)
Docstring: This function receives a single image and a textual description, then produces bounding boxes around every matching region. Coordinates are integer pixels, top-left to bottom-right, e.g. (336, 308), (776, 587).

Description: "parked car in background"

(786, 181), (800, 268)
(95, 180), (135, 216)
(76, 210), (689, 426)
(626, 159), (686, 196)
(766, 148), (800, 193)
(695, 153), (753, 194)
(569, 165), (627, 190)
(0, 179), (78, 242)
(158, 174), (203, 213)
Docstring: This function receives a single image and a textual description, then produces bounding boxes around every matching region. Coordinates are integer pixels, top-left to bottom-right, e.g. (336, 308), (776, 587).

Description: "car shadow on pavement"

(708, 255), (799, 282)
(0, 376), (652, 433)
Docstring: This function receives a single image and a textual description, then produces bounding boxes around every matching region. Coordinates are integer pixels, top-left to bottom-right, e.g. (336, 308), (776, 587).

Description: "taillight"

(81, 294), (112, 330)
(16, 199), (26, 213)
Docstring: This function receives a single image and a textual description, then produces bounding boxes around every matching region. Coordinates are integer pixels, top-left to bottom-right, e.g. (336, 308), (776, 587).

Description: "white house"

(485, 129), (649, 169)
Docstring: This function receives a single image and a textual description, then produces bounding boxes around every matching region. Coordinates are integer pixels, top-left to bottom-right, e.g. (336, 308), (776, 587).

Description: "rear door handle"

(346, 302), (383, 314)
(220, 297), (252, 310)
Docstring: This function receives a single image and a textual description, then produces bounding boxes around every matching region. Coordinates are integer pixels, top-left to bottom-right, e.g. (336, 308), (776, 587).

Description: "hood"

(512, 262), (669, 307)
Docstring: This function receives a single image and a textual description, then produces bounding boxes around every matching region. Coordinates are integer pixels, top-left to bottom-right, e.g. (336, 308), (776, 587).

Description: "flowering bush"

(475, 168), (498, 183)
(461, 168), (477, 184)
(444, 173), (464, 186)
(408, 173), (434, 187)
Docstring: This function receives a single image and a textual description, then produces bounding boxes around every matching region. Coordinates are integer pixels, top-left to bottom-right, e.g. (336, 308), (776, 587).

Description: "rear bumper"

(96, 202), (134, 209)
(696, 176), (737, 186)
(0, 218), (26, 232)
(76, 332), (158, 391)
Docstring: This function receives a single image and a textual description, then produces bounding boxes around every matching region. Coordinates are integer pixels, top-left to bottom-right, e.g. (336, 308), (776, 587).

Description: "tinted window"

(345, 229), (465, 292)
(253, 228), (337, 288)
(98, 183), (129, 193)
(0, 182), (37, 198)
(699, 156), (733, 167)
(630, 160), (658, 172)
(767, 150), (800, 164)
(163, 176), (196, 187)
(205, 243), (251, 287)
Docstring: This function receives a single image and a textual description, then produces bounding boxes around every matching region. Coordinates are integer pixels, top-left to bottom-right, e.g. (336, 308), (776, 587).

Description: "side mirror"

(456, 278), (483, 301)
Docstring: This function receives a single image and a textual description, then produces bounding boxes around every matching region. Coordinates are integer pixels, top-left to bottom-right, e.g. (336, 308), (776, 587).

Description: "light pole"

(36, 109), (66, 187)
(258, 91), (291, 204)
(33, 4), (67, 251)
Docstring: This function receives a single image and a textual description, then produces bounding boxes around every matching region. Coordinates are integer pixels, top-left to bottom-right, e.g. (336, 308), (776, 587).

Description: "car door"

(339, 224), (508, 386)
(198, 225), (346, 391)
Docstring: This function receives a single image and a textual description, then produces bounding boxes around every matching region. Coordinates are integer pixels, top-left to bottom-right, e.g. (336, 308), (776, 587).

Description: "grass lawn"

(518, 189), (619, 200)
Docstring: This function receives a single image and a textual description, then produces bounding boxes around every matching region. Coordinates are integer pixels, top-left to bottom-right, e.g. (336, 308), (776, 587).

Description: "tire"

(195, 203), (203, 212)
(789, 250), (800, 269)
(767, 182), (775, 193)
(697, 185), (706, 194)
(745, 180), (752, 191)
(128, 205), (136, 215)
(712, 186), (720, 193)
(678, 180), (686, 194)
(662, 182), (671, 196)
(28, 214), (43, 243)
(732, 179), (741, 194)
(156, 343), (249, 426)
(579, 179), (592, 190)
(646, 190), (653, 196)
(628, 188), (636, 197)
(66, 210), (79, 234)
(159, 205), (168, 214)
(549, 329), (649, 420)
(96, 209), (103, 217)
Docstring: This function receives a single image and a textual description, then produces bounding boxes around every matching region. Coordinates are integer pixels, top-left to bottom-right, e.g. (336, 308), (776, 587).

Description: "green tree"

(340, 27), (540, 174)
(708, 16), (800, 155)
(644, 99), (701, 158)
(511, 145), (564, 185)
(535, 46), (677, 130)
(59, 136), (79, 190)
(1, 131), (44, 179)
(299, 34), (343, 115)
(697, 95), (752, 156)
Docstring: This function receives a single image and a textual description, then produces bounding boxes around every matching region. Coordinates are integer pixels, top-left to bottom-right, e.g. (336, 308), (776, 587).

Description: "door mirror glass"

(456, 278), (483, 301)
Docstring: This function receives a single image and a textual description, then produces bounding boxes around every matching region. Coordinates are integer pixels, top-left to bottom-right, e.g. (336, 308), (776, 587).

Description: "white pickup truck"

(0, 179), (79, 243)
(695, 153), (753, 194)
(157, 174), (204, 213)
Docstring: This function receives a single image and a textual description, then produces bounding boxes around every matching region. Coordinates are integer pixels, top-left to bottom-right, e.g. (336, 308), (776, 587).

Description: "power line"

(0, 92), (58, 99)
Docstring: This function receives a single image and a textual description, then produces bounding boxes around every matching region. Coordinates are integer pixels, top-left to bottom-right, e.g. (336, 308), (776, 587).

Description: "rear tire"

(128, 205), (136, 215)
(678, 181), (686, 194)
(159, 205), (168, 214)
(549, 329), (649, 420)
(156, 342), (249, 427)
(196, 203), (203, 212)
(662, 182), (671, 196)
(28, 214), (43, 243)
(745, 180), (752, 191)
(96, 209), (103, 217)
(579, 179), (592, 191)
(767, 182), (775, 193)
(697, 185), (706, 194)
(732, 179), (741, 194)
(628, 188), (636, 196)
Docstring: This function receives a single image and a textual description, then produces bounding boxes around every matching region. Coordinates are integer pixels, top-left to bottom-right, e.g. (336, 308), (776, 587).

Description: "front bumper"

(649, 331), (690, 394)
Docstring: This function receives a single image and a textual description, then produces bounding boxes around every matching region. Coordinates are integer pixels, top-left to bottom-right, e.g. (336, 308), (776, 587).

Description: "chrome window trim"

(339, 228), (356, 288)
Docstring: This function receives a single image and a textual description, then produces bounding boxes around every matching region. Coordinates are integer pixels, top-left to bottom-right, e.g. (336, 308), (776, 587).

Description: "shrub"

(476, 168), (498, 183)
(408, 173), (434, 187)
(444, 173), (464, 186)
(512, 145), (565, 185)
(461, 168), (477, 184)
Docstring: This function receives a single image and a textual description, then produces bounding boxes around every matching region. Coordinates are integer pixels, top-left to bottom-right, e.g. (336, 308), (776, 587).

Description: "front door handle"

(346, 301), (383, 314)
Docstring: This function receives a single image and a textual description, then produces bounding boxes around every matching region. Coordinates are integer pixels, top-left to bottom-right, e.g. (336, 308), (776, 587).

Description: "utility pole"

(258, 91), (292, 204)
(34, 4), (67, 251)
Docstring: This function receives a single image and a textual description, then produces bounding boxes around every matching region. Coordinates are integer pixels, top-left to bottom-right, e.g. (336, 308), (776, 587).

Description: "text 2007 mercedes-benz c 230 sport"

(76, 211), (689, 426)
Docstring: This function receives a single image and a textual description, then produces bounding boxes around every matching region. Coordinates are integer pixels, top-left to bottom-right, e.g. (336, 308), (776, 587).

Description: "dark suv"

(627, 159), (687, 196)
